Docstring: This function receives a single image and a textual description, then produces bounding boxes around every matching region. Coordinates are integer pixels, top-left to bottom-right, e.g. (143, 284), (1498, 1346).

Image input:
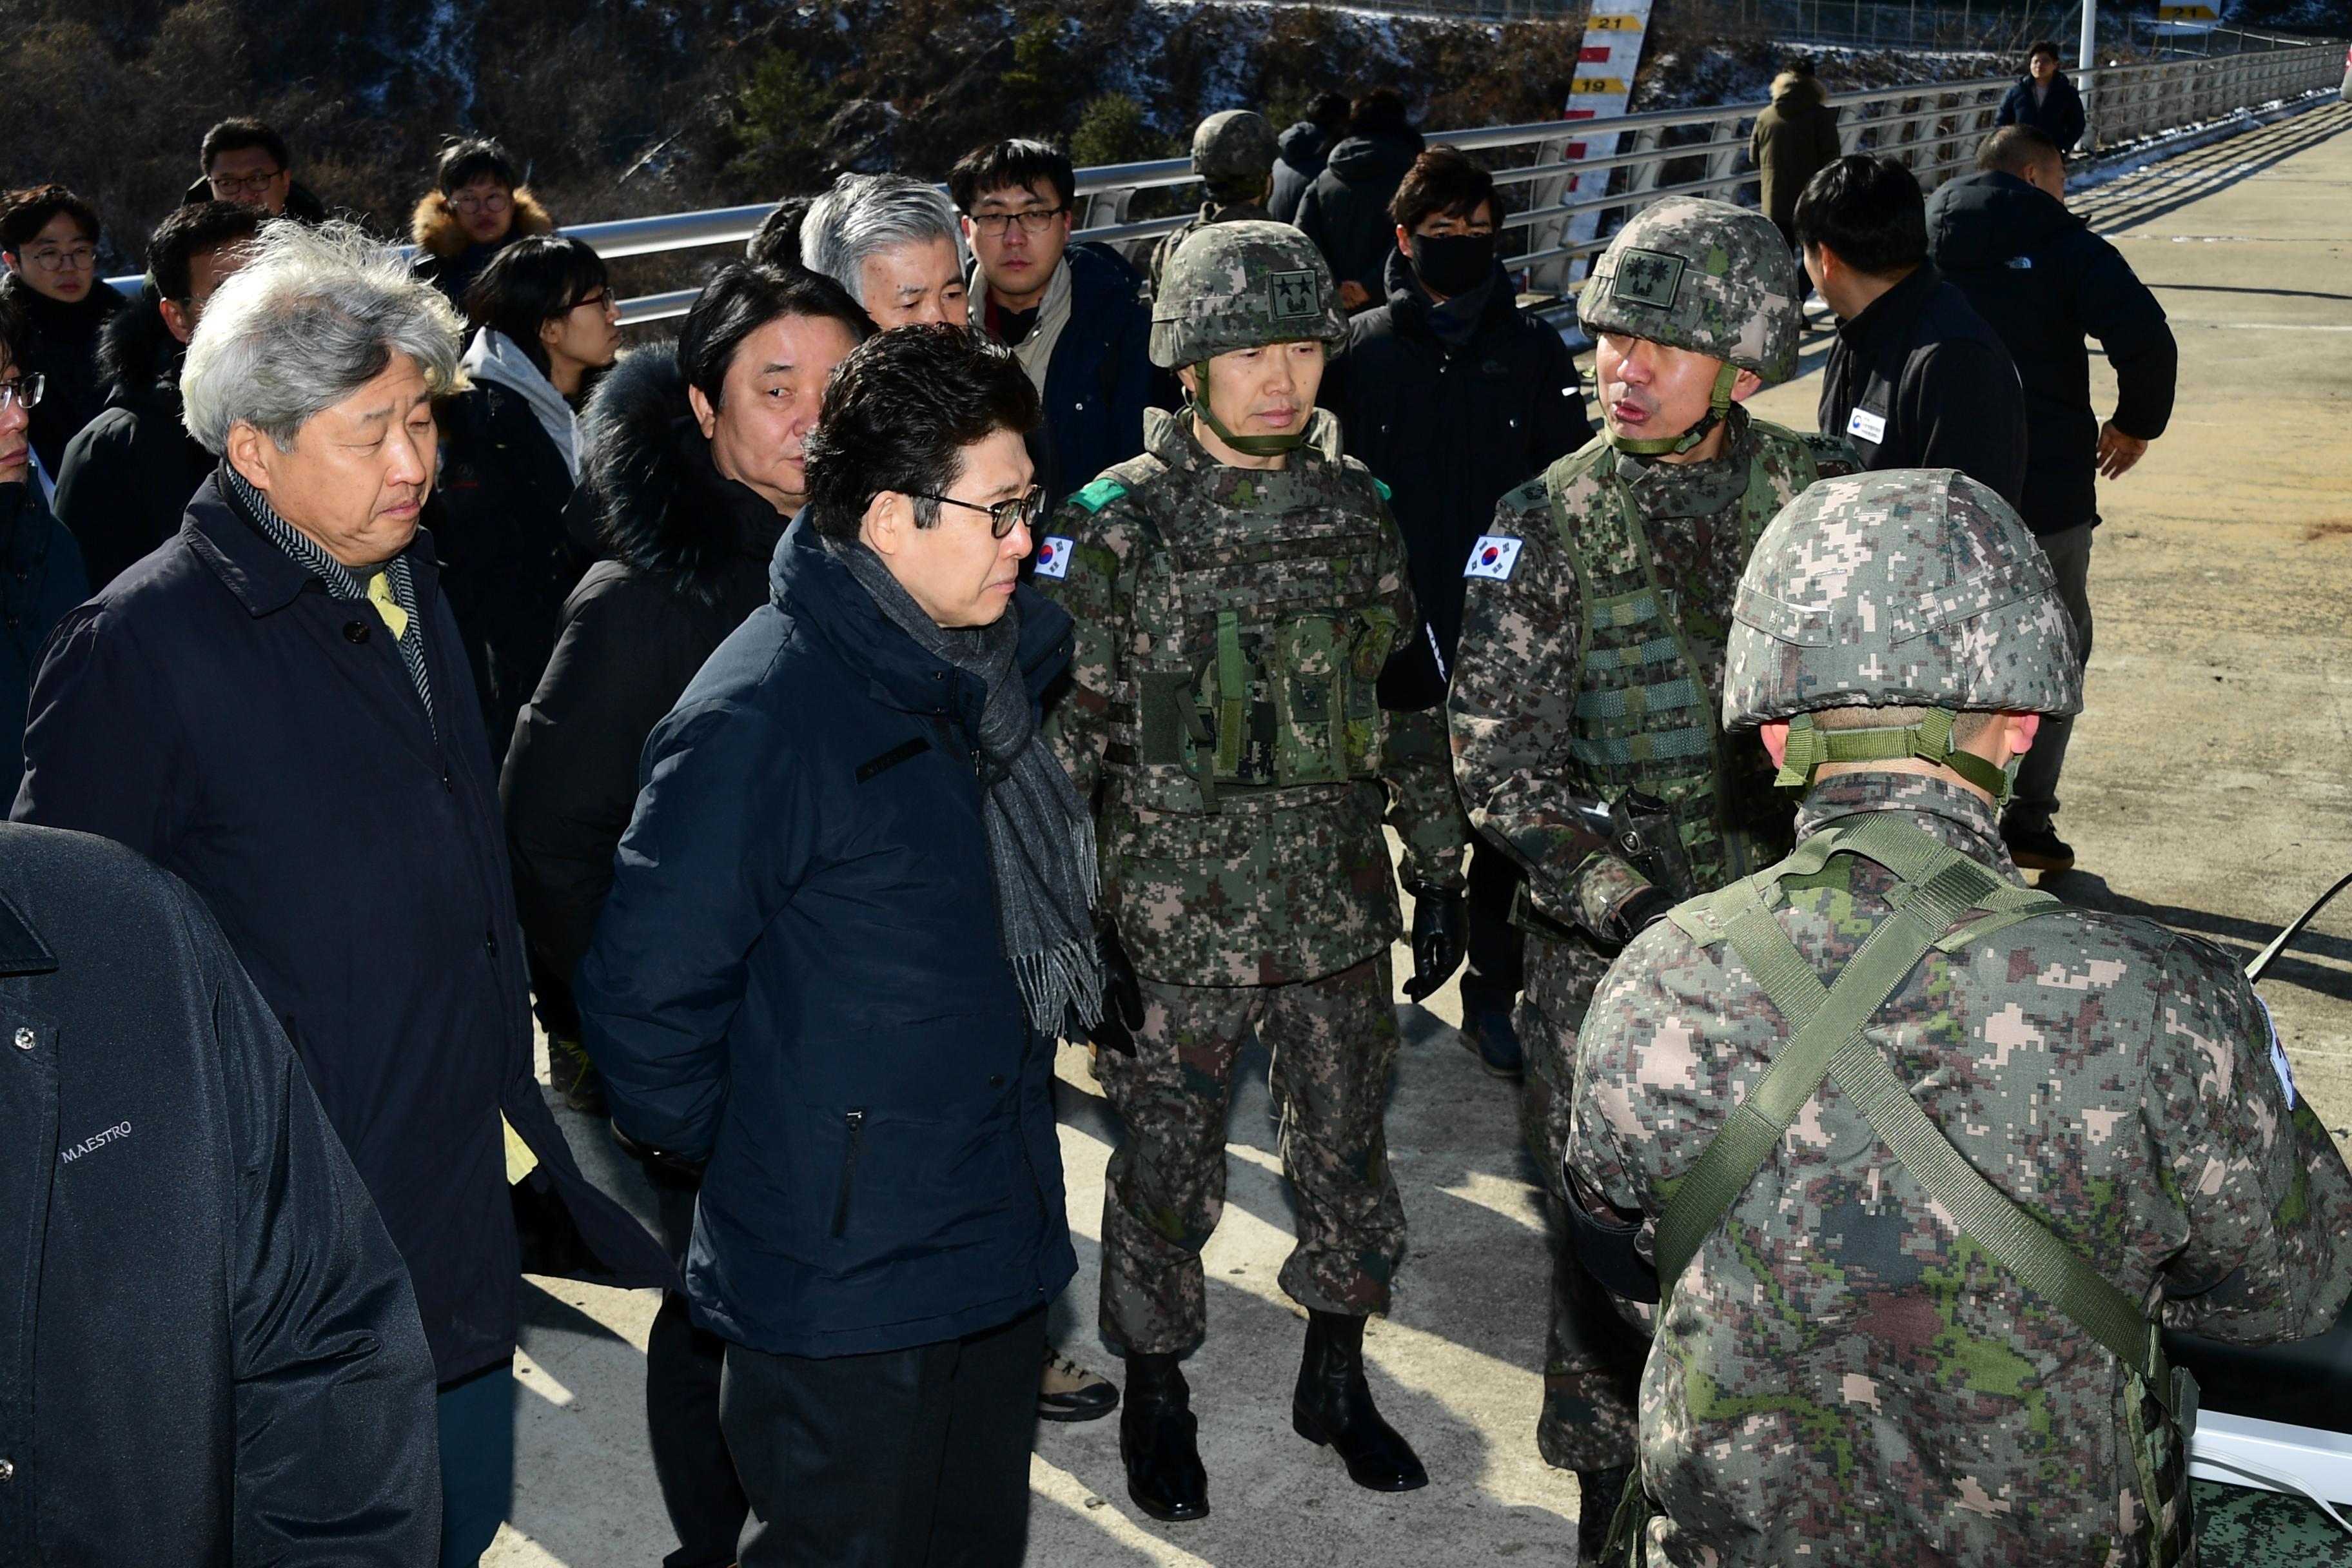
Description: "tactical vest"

(1083, 445), (1398, 818)
(1545, 422), (1818, 892)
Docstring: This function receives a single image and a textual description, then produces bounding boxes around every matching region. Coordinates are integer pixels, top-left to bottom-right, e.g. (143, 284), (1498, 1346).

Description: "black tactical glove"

(1092, 925), (1146, 1057)
(1603, 884), (1677, 949)
(1404, 882), (1467, 1003)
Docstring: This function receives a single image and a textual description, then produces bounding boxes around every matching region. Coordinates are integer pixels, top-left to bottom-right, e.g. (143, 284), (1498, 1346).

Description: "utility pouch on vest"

(1273, 613), (1347, 785)
(1609, 812), (2195, 1567)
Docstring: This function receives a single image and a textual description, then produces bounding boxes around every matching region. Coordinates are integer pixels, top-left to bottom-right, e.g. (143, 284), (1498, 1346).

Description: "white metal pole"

(2077, 0), (2099, 151)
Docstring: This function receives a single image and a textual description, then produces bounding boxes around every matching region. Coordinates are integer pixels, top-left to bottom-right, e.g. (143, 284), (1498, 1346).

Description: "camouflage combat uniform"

(1041, 230), (1461, 1356)
(1149, 110), (1282, 303)
(1568, 470), (2352, 1565)
(1446, 198), (1831, 1477)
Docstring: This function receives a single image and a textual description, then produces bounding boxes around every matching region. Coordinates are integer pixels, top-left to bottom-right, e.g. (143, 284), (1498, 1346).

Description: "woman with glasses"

(412, 137), (554, 308)
(436, 234), (622, 778)
(0, 185), (125, 485)
(0, 297), (88, 799)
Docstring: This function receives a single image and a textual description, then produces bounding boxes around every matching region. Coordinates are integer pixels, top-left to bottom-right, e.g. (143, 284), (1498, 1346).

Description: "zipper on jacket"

(830, 1110), (867, 1238)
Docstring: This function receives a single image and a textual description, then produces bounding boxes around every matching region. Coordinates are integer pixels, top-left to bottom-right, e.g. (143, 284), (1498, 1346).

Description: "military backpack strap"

(1656, 812), (2194, 1432)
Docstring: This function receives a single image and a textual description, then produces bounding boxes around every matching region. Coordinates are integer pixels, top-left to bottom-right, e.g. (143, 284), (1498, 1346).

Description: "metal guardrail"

(562, 42), (2342, 327)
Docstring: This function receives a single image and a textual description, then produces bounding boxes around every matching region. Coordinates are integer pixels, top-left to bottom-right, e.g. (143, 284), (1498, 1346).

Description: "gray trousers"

(2008, 522), (2095, 832)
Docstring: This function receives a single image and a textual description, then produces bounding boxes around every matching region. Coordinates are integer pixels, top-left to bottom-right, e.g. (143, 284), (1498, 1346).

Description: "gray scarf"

(828, 536), (1104, 1035)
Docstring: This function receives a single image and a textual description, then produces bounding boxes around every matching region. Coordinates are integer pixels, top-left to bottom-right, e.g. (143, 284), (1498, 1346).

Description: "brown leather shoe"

(1039, 1344), (1119, 1422)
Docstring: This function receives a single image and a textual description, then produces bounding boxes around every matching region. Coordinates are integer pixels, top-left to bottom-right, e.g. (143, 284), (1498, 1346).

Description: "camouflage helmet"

(1191, 110), (1279, 189)
(1579, 197), (1801, 383)
(1724, 469), (2082, 799)
(1149, 219), (1346, 369)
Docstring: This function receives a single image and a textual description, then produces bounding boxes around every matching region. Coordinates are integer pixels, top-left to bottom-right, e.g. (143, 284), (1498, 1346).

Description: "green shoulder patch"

(1504, 478), (1549, 513)
(1067, 477), (1129, 514)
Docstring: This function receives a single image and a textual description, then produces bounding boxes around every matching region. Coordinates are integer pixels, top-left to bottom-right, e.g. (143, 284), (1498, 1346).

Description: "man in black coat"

(952, 140), (1157, 509)
(54, 201), (260, 591)
(504, 264), (869, 1568)
(1271, 92), (1351, 224)
(1798, 154), (2026, 507)
(1928, 125), (2176, 875)
(1295, 89), (1427, 312)
(0, 821), (438, 1565)
(1995, 41), (2088, 154)
(181, 117), (332, 223)
(578, 327), (1092, 1567)
(12, 220), (671, 1568)
(1321, 148), (1591, 1079)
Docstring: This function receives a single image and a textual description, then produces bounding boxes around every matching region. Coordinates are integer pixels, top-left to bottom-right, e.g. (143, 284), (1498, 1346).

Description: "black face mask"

(1410, 232), (1496, 298)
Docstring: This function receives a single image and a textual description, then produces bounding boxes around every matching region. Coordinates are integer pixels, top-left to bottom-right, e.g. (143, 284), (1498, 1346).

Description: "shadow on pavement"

(2036, 868), (2352, 1001)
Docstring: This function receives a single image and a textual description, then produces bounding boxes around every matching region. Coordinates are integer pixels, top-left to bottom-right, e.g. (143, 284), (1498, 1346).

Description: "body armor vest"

(1545, 422), (1818, 892)
(1095, 444), (1398, 818)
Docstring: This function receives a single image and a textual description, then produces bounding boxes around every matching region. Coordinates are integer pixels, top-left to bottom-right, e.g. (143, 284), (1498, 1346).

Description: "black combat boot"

(1119, 1351), (1209, 1522)
(1290, 1309), (1428, 1491)
(1576, 1464), (1631, 1564)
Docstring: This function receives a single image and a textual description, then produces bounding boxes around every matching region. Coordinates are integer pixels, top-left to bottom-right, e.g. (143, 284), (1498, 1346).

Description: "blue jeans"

(438, 1362), (515, 1568)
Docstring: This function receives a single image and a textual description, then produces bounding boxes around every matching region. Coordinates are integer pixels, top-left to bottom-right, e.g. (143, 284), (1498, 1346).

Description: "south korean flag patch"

(1033, 535), (1075, 580)
(1464, 534), (1523, 582)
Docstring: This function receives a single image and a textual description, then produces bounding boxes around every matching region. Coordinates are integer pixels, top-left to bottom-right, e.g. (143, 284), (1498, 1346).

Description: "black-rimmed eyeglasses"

(916, 487), (1044, 538)
(966, 208), (1067, 238)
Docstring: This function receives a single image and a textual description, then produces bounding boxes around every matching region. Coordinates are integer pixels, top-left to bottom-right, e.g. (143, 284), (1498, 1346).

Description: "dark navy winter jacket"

(1038, 240), (1155, 507)
(12, 474), (674, 1384)
(578, 516), (1079, 1357)
(1995, 72), (2088, 153)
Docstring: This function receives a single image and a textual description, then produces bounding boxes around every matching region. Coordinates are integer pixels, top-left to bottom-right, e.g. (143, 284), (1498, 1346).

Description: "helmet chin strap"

(1186, 373), (1309, 458)
(1603, 360), (1740, 459)
(1774, 709), (2015, 804)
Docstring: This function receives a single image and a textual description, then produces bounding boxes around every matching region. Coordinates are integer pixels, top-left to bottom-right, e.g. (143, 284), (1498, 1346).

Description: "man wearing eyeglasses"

(578, 326), (1094, 1566)
(180, 118), (329, 224)
(950, 140), (1155, 513)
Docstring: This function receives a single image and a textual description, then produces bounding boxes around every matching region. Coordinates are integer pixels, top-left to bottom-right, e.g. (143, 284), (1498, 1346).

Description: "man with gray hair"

(13, 220), (671, 1568)
(799, 170), (971, 328)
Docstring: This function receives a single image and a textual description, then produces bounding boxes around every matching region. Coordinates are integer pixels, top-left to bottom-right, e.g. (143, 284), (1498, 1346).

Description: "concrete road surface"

(485, 102), (2352, 1566)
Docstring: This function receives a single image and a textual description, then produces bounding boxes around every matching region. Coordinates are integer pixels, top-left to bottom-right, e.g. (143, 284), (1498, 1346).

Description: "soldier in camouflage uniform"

(1148, 110), (1281, 302)
(1446, 196), (1840, 1553)
(1567, 468), (2352, 1565)
(1038, 220), (1464, 1522)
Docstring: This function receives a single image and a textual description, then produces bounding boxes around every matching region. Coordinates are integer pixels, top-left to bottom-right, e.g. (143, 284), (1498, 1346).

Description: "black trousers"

(647, 1175), (749, 1568)
(1459, 838), (1527, 1018)
(721, 1306), (1046, 1568)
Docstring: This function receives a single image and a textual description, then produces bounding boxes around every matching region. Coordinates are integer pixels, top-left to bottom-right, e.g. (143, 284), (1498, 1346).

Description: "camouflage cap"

(1724, 468), (2084, 730)
(1579, 197), (1801, 382)
(1149, 219), (1345, 368)
(1191, 110), (1279, 187)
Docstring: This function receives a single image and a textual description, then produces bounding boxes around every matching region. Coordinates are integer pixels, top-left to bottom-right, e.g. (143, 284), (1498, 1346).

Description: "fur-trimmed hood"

(410, 186), (556, 259)
(93, 298), (184, 410)
(1771, 70), (1828, 108)
(581, 348), (788, 607)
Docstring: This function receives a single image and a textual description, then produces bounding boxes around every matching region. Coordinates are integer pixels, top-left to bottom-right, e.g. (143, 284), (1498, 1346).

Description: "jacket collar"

(1796, 770), (2016, 877)
(181, 469), (444, 619)
(0, 887), (58, 977)
(769, 513), (1072, 721)
(1835, 260), (1945, 355)
(1379, 246), (1516, 347)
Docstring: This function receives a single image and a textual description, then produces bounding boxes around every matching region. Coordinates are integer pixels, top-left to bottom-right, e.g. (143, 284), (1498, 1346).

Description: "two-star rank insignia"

(1612, 246), (1684, 310)
(1269, 270), (1320, 319)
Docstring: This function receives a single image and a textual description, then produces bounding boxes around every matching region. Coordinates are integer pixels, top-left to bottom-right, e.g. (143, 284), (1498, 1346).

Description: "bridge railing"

(560, 42), (2341, 327)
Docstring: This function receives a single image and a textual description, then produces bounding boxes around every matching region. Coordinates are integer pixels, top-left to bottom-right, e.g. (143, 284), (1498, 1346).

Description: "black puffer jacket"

(1322, 249), (1592, 711)
(1270, 121), (1333, 224)
(1294, 130), (1427, 297)
(53, 304), (215, 591)
(500, 351), (790, 1034)
(2, 273), (125, 478)
(1925, 170), (2175, 534)
(435, 375), (578, 772)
